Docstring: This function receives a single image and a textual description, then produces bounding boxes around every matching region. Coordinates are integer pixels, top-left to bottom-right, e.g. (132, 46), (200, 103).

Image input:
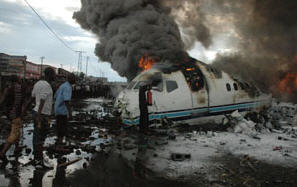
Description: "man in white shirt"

(23, 67), (55, 168)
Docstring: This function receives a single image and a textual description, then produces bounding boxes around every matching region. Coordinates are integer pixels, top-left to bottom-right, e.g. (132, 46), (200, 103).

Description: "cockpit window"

(166, 80), (178, 93)
(152, 79), (163, 92)
(133, 80), (163, 92)
(133, 81), (149, 90)
(127, 81), (136, 89)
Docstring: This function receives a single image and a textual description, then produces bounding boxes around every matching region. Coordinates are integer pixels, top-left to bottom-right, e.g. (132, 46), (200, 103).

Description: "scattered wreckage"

(114, 107), (297, 182)
(115, 58), (272, 126)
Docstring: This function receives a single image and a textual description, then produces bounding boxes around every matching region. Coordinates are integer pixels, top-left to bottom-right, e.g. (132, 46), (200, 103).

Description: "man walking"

(24, 67), (55, 168)
(54, 74), (75, 145)
(0, 75), (25, 165)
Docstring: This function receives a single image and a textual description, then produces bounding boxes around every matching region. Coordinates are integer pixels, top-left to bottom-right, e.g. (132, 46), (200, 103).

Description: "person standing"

(0, 75), (25, 165)
(54, 74), (75, 145)
(139, 84), (149, 133)
(23, 67), (55, 167)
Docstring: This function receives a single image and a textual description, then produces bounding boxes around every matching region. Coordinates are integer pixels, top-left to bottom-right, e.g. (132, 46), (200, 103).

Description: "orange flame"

(279, 73), (297, 94)
(186, 68), (195, 71)
(138, 54), (156, 71)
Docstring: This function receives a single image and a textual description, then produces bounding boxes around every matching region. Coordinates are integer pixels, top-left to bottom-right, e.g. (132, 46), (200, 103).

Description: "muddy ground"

(0, 98), (296, 187)
(68, 149), (297, 187)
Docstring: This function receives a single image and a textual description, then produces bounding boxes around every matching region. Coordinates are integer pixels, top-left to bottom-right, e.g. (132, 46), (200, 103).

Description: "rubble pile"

(269, 101), (297, 126)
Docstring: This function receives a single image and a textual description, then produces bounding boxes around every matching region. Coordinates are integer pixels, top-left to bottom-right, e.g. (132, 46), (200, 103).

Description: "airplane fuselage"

(115, 58), (272, 125)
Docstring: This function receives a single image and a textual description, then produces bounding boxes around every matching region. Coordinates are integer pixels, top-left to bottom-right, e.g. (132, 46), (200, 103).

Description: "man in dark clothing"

(0, 75), (25, 165)
(139, 84), (149, 133)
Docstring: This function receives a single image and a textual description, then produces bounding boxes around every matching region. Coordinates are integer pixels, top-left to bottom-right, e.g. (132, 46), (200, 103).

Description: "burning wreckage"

(110, 57), (297, 183)
(115, 57), (272, 125)
(69, 0), (297, 185)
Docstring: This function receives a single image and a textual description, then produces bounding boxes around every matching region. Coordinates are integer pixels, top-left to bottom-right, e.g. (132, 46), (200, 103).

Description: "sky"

(0, 0), (127, 81)
(0, 0), (220, 82)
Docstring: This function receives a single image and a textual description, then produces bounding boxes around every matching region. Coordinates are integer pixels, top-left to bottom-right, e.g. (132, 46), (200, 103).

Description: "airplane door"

(156, 72), (192, 113)
(184, 68), (209, 114)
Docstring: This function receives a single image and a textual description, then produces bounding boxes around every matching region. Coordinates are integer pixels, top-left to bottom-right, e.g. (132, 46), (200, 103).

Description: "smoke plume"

(73, 0), (212, 80)
(74, 0), (297, 101)
(209, 0), (297, 102)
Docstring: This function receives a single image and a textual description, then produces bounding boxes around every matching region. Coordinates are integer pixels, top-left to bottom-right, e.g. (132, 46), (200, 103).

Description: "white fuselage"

(115, 60), (272, 125)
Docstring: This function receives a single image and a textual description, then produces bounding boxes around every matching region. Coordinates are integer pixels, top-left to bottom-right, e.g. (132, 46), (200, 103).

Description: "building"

(0, 53), (71, 89)
(25, 61), (41, 79)
(0, 53), (27, 78)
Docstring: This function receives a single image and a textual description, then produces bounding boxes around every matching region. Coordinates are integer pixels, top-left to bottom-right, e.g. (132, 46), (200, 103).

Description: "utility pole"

(75, 51), (85, 74)
(40, 56), (45, 78)
(85, 56), (89, 79)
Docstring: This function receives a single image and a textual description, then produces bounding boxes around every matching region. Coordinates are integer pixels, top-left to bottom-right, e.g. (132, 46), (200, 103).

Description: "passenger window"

(127, 81), (136, 89)
(245, 83), (250, 88)
(226, 83), (231, 91)
(233, 83), (238, 91)
(166, 80), (178, 93)
(239, 82), (245, 90)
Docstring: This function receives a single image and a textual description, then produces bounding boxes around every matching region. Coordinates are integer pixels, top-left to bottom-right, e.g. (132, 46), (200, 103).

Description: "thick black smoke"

(210, 0), (297, 101)
(74, 0), (297, 101)
(73, 0), (180, 80)
(73, 0), (211, 80)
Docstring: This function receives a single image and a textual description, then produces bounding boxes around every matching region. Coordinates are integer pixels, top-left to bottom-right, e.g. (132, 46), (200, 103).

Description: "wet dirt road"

(0, 98), (296, 187)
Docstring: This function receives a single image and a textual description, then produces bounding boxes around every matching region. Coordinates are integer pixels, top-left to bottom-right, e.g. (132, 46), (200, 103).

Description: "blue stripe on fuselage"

(123, 101), (261, 125)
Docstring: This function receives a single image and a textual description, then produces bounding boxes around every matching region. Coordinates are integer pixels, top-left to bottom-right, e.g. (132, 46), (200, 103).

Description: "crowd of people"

(0, 67), (75, 169)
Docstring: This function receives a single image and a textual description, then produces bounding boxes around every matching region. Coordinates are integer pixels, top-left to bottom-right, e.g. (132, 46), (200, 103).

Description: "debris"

(155, 139), (168, 146)
(83, 162), (88, 169)
(171, 153), (191, 161)
(273, 146), (283, 151)
(278, 136), (289, 141)
(240, 139), (246, 143)
(123, 143), (137, 150)
(251, 135), (261, 140)
(76, 150), (81, 155)
(58, 158), (82, 168)
(168, 131), (176, 140)
(25, 148), (31, 154)
(185, 133), (192, 139)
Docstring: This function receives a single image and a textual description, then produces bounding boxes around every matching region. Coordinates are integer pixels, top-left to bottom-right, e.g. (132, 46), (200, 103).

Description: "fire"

(138, 54), (156, 71)
(186, 68), (195, 71)
(279, 73), (297, 94)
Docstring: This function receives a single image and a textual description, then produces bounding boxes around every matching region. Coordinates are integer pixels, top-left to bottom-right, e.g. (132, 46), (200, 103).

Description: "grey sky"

(0, 0), (126, 81)
(0, 0), (235, 82)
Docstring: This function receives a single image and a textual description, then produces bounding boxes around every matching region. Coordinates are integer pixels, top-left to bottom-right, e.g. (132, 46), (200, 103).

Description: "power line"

(23, 0), (76, 52)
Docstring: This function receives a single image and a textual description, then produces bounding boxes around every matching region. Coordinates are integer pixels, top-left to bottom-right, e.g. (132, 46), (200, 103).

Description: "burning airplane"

(73, 0), (294, 125)
(115, 56), (272, 125)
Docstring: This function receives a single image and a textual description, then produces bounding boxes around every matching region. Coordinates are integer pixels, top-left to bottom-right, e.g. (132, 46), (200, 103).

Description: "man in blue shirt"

(54, 73), (75, 144)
